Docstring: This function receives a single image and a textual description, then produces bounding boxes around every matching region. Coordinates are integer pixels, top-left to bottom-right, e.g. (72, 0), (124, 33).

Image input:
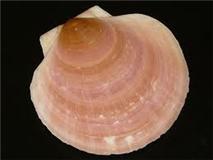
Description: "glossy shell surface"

(30, 6), (189, 155)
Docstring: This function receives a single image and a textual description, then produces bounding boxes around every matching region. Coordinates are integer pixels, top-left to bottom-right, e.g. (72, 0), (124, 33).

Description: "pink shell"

(30, 6), (189, 155)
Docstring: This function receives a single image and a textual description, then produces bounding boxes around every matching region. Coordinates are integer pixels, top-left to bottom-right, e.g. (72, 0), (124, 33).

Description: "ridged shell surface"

(30, 7), (189, 155)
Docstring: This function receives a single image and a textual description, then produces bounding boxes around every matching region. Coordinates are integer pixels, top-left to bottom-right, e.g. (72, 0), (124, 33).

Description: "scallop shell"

(30, 6), (189, 155)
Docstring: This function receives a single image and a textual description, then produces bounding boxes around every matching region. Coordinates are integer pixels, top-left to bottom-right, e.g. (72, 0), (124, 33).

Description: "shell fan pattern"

(30, 6), (189, 155)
